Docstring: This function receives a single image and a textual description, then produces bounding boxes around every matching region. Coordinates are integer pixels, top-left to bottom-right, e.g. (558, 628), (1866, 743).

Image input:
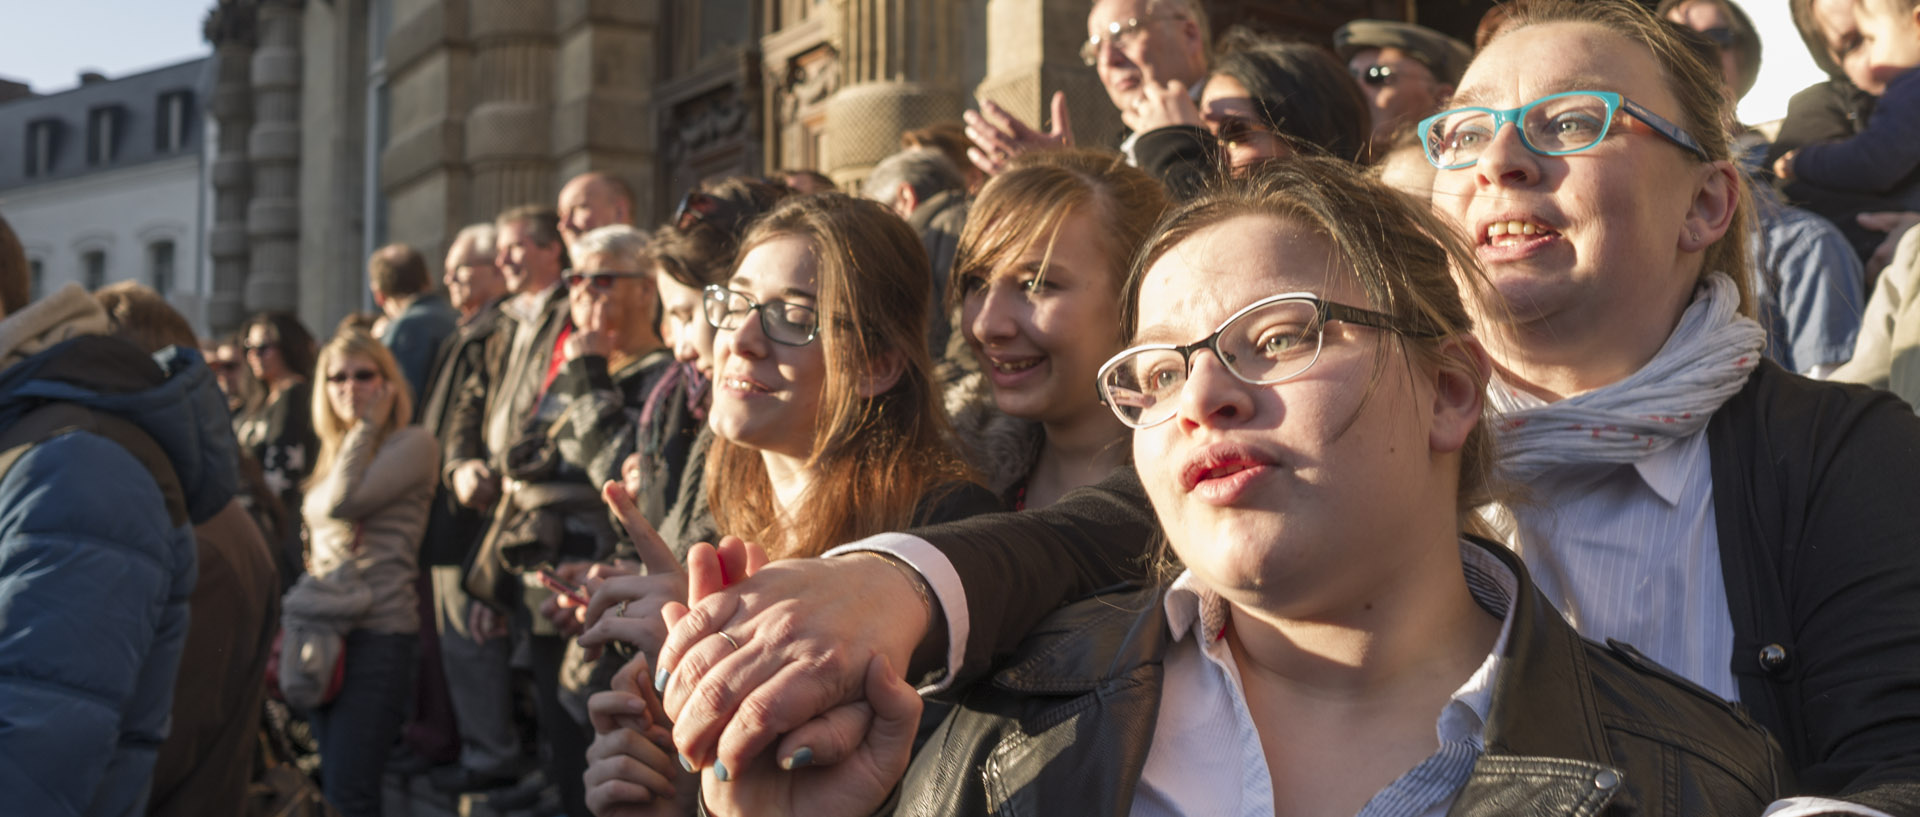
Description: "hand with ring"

(661, 539), (923, 817)
(579, 481), (706, 661)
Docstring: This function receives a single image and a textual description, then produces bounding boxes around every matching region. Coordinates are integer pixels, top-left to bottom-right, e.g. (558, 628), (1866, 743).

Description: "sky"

(0, 0), (216, 95)
(0, 0), (1831, 122)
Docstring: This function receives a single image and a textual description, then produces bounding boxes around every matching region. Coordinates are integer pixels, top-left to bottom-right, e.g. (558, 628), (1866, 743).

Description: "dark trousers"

(530, 633), (591, 816)
(312, 630), (418, 817)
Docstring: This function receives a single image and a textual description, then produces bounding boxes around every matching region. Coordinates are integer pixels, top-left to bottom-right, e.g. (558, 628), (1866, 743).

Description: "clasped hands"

(580, 481), (929, 816)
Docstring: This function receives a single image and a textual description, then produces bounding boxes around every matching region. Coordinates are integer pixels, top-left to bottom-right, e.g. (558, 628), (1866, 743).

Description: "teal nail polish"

(655, 668), (670, 693)
(782, 747), (814, 770)
(678, 753), (695, 773)
(713, 760), (730, 782)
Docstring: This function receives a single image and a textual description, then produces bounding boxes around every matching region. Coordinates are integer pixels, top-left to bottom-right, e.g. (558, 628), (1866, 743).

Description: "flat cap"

(1333, 20), (1474, 85)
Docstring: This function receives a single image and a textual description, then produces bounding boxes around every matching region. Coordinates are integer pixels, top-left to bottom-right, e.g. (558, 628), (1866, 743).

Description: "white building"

(0, 58), (215, 332)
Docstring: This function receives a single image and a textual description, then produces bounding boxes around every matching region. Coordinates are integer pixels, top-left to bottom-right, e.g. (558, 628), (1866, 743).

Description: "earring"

(1689, 229), (1700, 242)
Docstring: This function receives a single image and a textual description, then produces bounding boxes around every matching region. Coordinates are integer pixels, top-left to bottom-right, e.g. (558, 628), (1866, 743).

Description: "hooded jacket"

(0, 285), (238, 817)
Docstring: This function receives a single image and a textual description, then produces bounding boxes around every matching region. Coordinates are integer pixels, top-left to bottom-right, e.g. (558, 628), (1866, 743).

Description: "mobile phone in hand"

(536, 567), (591, 606)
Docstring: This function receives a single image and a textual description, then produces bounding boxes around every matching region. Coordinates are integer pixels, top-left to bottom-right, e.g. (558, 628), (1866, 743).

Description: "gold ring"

(616, 600), (629, 618)
(718, 631), (740, 651)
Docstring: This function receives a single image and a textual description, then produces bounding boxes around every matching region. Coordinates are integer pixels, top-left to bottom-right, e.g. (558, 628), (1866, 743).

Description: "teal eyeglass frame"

(1418, 90), (1711, 170)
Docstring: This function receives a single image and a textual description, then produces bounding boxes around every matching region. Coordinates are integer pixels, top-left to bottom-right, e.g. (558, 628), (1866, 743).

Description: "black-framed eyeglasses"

(1417, 90), (1711, 170)
(702, 285), (821, 347)
(1096, 293), (1436, 429)
(565, 270), (648, 291)
(1354, 64), (1396, 87)
(1079, 14), (1182, 66)
(674, 190), (722, 232)
(325, 369), (380, 384)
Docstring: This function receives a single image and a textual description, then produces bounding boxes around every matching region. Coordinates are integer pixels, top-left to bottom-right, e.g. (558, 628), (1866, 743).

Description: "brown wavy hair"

(707, 194), (974, 560)
(949, 147), (1168, 319)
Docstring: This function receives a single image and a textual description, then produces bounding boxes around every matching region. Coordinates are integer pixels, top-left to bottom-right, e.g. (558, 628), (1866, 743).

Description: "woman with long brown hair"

(574, 193), (997, 729)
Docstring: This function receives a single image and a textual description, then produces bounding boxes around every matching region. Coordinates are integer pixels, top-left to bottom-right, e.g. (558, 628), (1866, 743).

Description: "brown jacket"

(148, 499), (279, 817)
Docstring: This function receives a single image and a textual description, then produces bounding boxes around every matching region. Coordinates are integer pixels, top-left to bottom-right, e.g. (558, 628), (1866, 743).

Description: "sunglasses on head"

(674, 190), (724, 232)
(326, 369), (379, 384)
(565, 270), (648, 291)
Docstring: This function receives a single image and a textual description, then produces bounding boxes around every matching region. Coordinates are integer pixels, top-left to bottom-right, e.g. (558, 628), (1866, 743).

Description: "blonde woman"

(279, 330), (439, 817)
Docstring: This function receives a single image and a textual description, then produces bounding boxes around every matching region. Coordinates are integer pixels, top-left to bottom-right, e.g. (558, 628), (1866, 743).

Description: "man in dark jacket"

(0, 216), (239, 816)
(417, 223), (526, 793)
(372, 242), (460, 402)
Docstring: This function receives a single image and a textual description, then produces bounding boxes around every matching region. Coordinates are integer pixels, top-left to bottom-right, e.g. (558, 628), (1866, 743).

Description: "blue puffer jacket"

(0, 333), (238, 817)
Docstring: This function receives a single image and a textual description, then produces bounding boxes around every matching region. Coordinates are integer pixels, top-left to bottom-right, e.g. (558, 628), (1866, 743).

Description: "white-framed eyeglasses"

(1096, 292), (1436, 429)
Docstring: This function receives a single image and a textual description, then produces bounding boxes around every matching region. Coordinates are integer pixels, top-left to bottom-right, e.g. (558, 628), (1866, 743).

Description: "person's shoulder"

(1731, 362), (1910, 434)
(913, 479), (1008, 527)
(1578, 638), (1785, 801)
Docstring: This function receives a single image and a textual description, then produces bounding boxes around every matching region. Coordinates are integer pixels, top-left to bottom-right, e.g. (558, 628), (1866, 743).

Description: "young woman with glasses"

(279, 329), (439, 817)
(574, 195), (998, 787)
(638, 159), (1785, 817)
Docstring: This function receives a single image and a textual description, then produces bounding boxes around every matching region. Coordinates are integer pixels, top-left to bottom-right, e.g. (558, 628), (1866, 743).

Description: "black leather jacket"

(896, 538), (1787, 816)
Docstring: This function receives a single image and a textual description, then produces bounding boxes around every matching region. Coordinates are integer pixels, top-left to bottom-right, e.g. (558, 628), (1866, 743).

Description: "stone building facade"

(200, 0), (1481, 334)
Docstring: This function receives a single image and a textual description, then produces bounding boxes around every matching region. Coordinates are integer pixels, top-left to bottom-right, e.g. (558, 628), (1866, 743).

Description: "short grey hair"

(448, 223), (497, 267)
(863, 148), (965, 206)
(1145, 0), (1210, 54)
(571, 224), (652, 271)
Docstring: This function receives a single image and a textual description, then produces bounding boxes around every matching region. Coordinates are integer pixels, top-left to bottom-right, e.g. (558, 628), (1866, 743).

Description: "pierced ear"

(859, 348), (907, 398)
(1681, 160), (1739, 253)
(1429, 335), (1491, 456)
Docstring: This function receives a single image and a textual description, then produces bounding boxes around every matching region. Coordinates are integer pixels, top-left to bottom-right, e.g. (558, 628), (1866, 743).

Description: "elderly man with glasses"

(963, 0), (1210, 173)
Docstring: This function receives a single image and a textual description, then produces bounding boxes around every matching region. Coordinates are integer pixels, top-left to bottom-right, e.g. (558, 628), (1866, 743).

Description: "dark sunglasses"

(673, 190), (723, 232)
(326, 370), (380, 384)
(1355, 64), (1396, 87)
(209, 360), (238, 373)
(244, 343), (274, 354)
(1213, 116), (1273, 147)
(565, 270), (648, 291)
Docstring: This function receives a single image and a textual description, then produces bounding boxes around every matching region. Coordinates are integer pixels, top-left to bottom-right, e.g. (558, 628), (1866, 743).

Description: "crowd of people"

(4, 0), (1920, 815)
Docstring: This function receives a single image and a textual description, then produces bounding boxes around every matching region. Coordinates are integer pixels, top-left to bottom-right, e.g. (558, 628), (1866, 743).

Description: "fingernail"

(781, 747), (813, 770)
(678, 753), (695, 773)
(655, 668), (670, 693)
(713, 760), (730, 782)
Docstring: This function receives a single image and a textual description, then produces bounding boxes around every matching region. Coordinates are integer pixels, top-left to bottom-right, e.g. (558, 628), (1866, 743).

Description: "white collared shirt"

(1493, 427), (1739, 700)
(1132, 541), (1515, 817)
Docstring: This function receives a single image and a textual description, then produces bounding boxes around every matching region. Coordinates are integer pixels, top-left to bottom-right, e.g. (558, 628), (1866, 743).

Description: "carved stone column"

(553, 0), (658, 223)
(822, 0), (966, 183)
(975, 0), (1121, 157)
(203, 0), (256, 334)
(466, 0), (556, 219)
(244, 0), (303, 313)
